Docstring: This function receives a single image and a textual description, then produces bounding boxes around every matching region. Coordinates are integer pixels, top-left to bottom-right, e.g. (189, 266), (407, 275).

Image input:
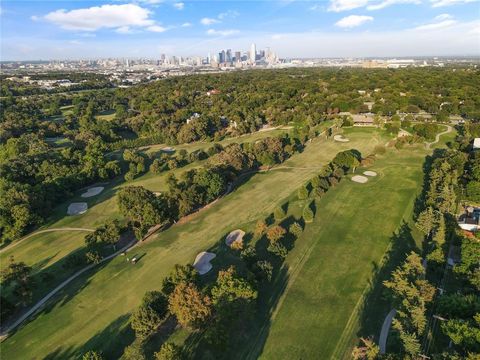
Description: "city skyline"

(1, 0), (480, 61)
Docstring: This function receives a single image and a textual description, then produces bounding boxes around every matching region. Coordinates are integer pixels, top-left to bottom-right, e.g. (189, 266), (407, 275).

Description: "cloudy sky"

(1, 0), (479, 60)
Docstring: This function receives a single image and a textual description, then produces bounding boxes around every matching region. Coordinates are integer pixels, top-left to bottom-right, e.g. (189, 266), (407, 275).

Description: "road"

(379, 309), (397, 354)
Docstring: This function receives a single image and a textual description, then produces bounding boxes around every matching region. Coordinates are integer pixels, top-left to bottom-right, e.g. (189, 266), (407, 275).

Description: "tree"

(117, 186), (171, 237)
(416, 207), (435, 236)
(211, 266), (257, 307)
(130, 291), (168, 339)
(155, 343), (183, 360)
(303, 203), (314, 223)
(161, 264), (199, 296)
(383, 252), (435, 356)
(1, 256), (33, 305)
(266, 225), (286, 243)
(274, 205), (286, 221)
(82, 350), (104, 360)
(168, 282), (212, 329)
(123, 341), (145, 360)
(298, 186), (308, 200)
(289, 222), (303, 238)
(254, 219), (267, 237)
(351, 337), (379, 360)
(85, 251), (102, 264)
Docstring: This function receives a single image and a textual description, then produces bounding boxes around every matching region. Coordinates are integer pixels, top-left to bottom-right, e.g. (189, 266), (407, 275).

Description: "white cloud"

(431, 0), (479, 7)
(435, 13), (453, 20)
(173, 2), (185, 10)
(335, 15), (374, 28)
(414, 14), (457, 30)
(31, 15), (39, 21)
(201, 17), (220, 25)
(181, 22), (192, 27)
(139, 0), (163, 4)
(329, 0), (370, 11)
(328, 0), (420, 11)
(218, 10), (239, 19)
(43, 4), (155, 31)
(366, 0), (420, 10)
(206, 29), (239, 36)
(116, 26), (134, 34)
(147, 25), (167, 32)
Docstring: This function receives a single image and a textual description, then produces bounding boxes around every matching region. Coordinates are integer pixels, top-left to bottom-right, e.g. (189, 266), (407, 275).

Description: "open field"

(95, 109), (116, 121)
(1, 128), (388, 359)
(253, 148), (427, 360)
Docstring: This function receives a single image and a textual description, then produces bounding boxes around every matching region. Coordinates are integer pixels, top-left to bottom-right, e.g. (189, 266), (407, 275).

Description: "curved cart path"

(0, 239), (136, 341)
(379, 309), (397, 354)
(0, 228), (94, 254)
(426, 125), (452, 149)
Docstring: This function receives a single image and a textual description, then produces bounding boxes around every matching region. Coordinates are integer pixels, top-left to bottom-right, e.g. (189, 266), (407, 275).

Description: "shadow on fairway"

(354, 221), (419, 353)
(43, 314), (133, 360)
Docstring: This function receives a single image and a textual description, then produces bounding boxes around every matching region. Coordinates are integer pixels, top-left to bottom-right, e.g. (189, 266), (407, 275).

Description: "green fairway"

(253, 149), (427, 360)
(0, 231), (92, 304)
(1, 128), (387, 359)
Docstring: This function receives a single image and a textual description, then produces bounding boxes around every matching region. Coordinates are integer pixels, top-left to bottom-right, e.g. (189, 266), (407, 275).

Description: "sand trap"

(363, 171), (377, 177)
(162, 146), (175, 153)
(193, 252), (216, 275)
(334, 135), (350, 142)
(225, 229), (245, 247)
(67, 202), (88, 215)
(81, 187), (104, 198)
(351, 175), (369, 184)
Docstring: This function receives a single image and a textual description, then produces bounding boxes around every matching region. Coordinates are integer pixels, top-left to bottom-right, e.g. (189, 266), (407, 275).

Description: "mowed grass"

(0, 231), (91, 303)
(1, 128), (387, 359)
(254, 149), (427, 360)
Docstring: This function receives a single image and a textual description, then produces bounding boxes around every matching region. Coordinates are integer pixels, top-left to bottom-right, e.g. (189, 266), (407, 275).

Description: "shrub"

(274, 205), (286, 221)
(240, 246), (257, 266)
(82, 351), (104, 360)
(155, 343), (183, 360)
(85, 251), (102, 264)
(230, 239), (244, 251)
(289, 222), (303, 238)
(298, 186), (309, 200)
(303, 204), (314, 223)
(267, 242), (288, 258)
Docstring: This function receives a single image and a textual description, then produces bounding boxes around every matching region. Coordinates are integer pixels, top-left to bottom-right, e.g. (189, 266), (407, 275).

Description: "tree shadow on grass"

(355, 221), (419, 348)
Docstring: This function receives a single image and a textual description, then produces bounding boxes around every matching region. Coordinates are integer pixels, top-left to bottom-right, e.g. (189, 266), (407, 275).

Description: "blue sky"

(1, 0), (479, 60)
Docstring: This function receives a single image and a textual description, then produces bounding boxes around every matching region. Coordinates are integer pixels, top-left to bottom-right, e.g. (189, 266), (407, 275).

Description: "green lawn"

(1, 128), (387, 359)
(251, 148), (427, 360)
(0, 231), (92, 304)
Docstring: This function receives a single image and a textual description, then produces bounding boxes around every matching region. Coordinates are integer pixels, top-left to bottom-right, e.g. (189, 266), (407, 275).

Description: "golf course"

(0, 126), (450, 359)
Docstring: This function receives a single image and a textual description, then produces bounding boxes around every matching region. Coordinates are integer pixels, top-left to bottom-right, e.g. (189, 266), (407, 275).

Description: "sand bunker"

(193, 252), (216, 275)
(81, 187), (104, 198)
(334, 135), (350, 142)
(363, 171), (378, 177)
(162, 146), (175, 153)
(225, 229), (245, 247)
(67, 202), (88, 215)
(351, 175), (369, 184)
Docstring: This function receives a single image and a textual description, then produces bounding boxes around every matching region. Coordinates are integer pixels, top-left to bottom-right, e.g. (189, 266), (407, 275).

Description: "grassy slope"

(0, 231), (91, 303)
(1, 128), (386, 360)
(255, 148), (427, 360)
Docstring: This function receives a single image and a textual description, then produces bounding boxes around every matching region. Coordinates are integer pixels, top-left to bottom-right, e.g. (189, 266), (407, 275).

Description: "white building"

(473, 138), (480, 150)
(250, 43), (256, 64)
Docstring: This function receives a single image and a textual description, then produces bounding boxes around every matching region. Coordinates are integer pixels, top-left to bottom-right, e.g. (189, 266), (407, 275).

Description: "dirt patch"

(81, 187), (104, 198)
(67, 202), (88, 215)
(193, 252), (216, 275)
(351, 175), (369, 184)
(363, 171), (377, 177)
(334, 135), (349, 142)
(225, 229), (245, 247)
